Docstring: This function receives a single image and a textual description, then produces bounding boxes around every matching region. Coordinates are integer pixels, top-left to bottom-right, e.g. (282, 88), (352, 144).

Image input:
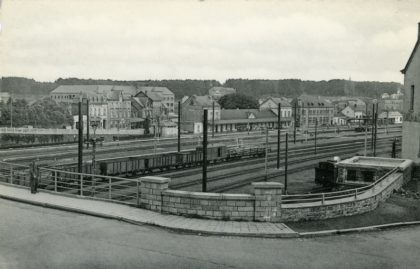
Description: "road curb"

(0, 194), (299, 238)
(2, 193), (419, 239)
(298, 221), (420, 238)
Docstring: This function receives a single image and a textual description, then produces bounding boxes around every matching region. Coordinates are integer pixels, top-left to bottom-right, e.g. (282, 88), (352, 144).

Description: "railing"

(282, 167), (399, 204)
(0, 127), (145, 135)
(0, 161), (30, 186)
(37, 167), (141, 206)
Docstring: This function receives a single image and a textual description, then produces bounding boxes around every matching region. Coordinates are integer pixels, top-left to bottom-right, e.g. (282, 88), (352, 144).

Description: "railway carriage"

(58, 143), (267, 177)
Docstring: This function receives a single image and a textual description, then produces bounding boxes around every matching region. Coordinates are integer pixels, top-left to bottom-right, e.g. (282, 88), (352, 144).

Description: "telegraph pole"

(202, 109), (208, 192)
(364, 119), (368, 156)
(371, 103), (375, 153)
(374, 103), (378, 157)
(212, 101), (215, 138)
(10, 95), (12, 128)
(178, 101), (181, 152)
(277, 103), (281, 169)
(86, 99), (90, 148)
(293, 102), (297, 144)
(284, 133), (288, 194)
(314, 118), (318, 154)
(78, 96), (83, 173)
(265, 128), (269, 180)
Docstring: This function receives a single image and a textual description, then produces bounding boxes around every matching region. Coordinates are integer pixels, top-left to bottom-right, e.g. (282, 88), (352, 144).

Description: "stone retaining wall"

(162, 190), (255, 221)
(139, 158), (414, 223)
(281, 172), (404, 222)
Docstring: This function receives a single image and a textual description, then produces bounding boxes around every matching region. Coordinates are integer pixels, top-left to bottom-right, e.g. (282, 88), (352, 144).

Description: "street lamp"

(86, 121), (101, 196)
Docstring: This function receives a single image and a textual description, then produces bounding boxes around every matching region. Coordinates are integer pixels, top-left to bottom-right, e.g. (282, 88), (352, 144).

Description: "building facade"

(181, 95), (221, 134)
(213, 109), (282, 133)
(401, 22), (420, 163)
(293, 94), (334, 127)
(138, 87), (175, 113)
(259, 97), (293, 127)
(51, 85), (138, 130)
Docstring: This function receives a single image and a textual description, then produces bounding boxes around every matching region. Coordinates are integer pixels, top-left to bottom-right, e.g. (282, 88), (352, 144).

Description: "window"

(410, 85), (415, 111)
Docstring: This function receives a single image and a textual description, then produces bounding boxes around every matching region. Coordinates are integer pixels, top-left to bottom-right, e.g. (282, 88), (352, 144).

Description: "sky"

(0, 0), (419, 83)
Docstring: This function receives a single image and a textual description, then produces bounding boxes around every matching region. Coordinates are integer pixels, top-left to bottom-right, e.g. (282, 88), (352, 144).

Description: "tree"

(218, 93), (259, 109)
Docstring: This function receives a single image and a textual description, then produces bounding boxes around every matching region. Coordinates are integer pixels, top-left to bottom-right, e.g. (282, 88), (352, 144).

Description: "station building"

(401, 23), (420, 164)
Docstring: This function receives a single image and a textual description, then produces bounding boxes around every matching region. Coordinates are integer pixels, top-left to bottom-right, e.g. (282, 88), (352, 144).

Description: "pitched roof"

(186, 95), (220, 107)
(220, 109), (276, 120)
(401, 23), (420, 74)
(51, 85), (138, 96)
(261, 97), (292, 107)
(137, 86), (173, 96)
(296, 94), (333, 108)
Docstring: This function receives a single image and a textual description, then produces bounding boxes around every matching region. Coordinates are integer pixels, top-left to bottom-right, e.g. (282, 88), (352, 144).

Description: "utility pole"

(10, 95), (12, 128)
(371, 103), (375, 153)
(293, 102), (297, 144)
(86, 99), (90, 148)
(391, 137), (396, 158)
(178, 101), (181, 152)
(202, 109), (208, 192)
(284, 133), (288, 194)
(78, 96), (83, 173)
(265, 128), (269, 180)
(277, 103), (281, 169)
(374, 103), (378, 157)
(364, 118), (368, 156)
(314, 118), (318, 154)
(212, 101), (215, 138)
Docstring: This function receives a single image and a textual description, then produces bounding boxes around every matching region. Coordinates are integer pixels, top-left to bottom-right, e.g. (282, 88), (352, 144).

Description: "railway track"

(38, 138), (400, 203)
(150, 134), (401, 180)
(1, 127), (401, 165)
(168, 138), (400, 192)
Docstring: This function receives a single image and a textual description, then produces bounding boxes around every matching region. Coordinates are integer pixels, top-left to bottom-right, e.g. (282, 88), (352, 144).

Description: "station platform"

(0, 183), (298, 238)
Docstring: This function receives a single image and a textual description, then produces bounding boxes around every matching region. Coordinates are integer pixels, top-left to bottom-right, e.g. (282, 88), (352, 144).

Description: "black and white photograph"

(0, 0), (420, 268)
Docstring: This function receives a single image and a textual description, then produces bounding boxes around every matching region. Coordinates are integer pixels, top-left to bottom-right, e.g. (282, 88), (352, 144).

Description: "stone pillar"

(140, 176), (170, 212)
(252, 182), (283, 222)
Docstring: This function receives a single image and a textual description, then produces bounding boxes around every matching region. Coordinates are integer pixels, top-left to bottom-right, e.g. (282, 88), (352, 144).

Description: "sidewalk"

(0, 183), (298, 238)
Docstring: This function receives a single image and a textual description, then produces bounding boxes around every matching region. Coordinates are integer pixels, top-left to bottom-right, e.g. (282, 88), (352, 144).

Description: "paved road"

(1, 199), (419, 269)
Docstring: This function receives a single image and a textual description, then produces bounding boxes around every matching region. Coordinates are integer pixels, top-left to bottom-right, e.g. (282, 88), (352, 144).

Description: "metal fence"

(0, 127), (145, 135)
(282, 167), (400, 204)
(0, 161), (30, 186)
(37, 167), (141, 206)
(0, 161), (141, 206)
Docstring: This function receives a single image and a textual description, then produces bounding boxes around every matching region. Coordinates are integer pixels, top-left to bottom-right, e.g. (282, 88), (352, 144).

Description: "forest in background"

(0, 77), (402, 100)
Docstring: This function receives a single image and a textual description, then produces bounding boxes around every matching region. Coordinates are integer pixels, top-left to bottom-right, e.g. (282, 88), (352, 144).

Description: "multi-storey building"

(259, 97), (293, 127)
(138, 87), (175, 113)
(401, 22), (420, 163)
(181, 95), (221, 133)
(50, 85), (137, 129)
(292, 94), (334, 127)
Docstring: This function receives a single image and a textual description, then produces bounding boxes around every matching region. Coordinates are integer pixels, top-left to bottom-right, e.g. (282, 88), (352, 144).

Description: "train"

(57, 144), (267, 177)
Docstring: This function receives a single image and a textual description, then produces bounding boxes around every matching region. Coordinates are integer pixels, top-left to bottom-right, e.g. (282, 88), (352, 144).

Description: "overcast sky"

(0, 0), (419, 83)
